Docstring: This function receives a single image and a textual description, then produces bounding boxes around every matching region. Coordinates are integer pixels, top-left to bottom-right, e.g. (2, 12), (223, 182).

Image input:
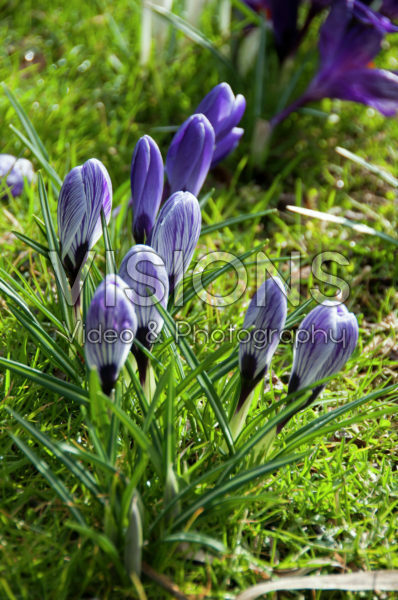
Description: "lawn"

(0, 1), (397, 599)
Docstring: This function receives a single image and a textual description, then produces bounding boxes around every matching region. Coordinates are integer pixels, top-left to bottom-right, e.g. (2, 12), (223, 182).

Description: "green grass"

(0, 1), (397, 599)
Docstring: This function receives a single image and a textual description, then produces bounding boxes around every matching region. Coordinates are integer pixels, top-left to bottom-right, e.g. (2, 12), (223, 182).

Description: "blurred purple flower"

(131, 135), (163, 244)
(57, 158), (112, 282)
(0, 154), (35, 198)
(150, 191), (201, 294)
(85, 275), (137, 395)
(119, 244), (169, 382)
(271, 0), (398, 127)
(195, 83), (246, 165)
(238, 277), (287, 411)
(165, 114), (215, 196)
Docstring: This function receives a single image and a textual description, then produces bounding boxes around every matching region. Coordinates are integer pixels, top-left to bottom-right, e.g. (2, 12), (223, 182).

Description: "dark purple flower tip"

(131, 135), (164, 244)
(150, 191), (202, 294)
(288, 301), (359, 398)
(57, 158), (112, 282)
(165, 113), (215, 197)
(119, 244), (169, 345)
(239, 277), (287, 386)
(85, 274), (137, 395)
(0, 154), (35, 198)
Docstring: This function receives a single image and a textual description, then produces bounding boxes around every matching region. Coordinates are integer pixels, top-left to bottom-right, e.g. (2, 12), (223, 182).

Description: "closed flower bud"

(119, 245), (169, 382)
(196, 83), (246, 166)
(57, 158), (112, 283)
(131, 135), (164, 243)
(0, 154), (35, 198)
(288, 301), (359, 400)
(166, 113), (215, 196)
(150, 191), (201, 294)
(238, 277), (287, 410)
(85, 275), (137, 395)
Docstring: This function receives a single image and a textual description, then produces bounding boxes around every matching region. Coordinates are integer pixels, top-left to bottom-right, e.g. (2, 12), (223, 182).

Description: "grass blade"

(0, 356), (88, 405)
(12, 232), (49, 257)
(9, 433), (86, 525)
(7, 407), (102, 501)
(200, 209), (275, 236)
(287, 205), (398, 247)
(3, 84), (50, 160)
(101, 393), (163, 476)
(163, 531), (227, 554)
(171, 452), (307, 530)
(147, 2), (234, 72)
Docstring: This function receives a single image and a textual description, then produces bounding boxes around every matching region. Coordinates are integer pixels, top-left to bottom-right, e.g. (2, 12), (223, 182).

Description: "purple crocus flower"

(238, 277), (287, 411)
(195, 83), (246, 166)
(150, 191), (201, 294)
(288, 301), (359, 397)
(119, 244), (169, 382)
(271, 0), (398, 127)
(165, 114), (215, 197)
(0, 154), (35, 198)
(85, 275), (137, 395)
(131, 135), (163, 244)
(57, 158), (112, 283)
(276, 300), (358, 432)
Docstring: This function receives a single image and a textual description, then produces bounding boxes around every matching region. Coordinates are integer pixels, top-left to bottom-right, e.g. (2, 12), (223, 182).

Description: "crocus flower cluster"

(238, 278), (359, 431)
(130, 82), (245, 244)
(56, 83), (245, 394)
(0, 153), (35, 199)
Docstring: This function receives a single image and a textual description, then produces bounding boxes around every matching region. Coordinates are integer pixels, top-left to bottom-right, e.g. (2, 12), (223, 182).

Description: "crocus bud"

(288, 301), (359, 401)
(131, 135), (164, 244)
(150, 191), (202, 294)
(238, 277), (287, 410)
(0, 154), (35, 198)
(57, 158), (112, 283)
(166, 114), (215, 196)
(85, 275), (137, 395)
(195, 83), (246, 166)
(119, 245), (169, 382)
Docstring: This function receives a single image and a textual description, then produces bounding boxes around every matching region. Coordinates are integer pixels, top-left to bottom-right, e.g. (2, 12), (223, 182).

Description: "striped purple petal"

(150, 191), (202, 293)
(239, 277), (287, 386)
(119, 244), (169, 346)
(85, 274), (137, 395)
(57, 158), (112, 281)
(288, 301), (359, 398)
